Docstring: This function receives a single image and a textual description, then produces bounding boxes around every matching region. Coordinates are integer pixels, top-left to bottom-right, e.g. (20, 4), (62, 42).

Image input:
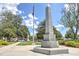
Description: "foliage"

(0, 40), (9, 45)
(58, 40), (79, 48)
(65, 29), (75, 39)
(18, 25), (29, 38)
(61, 4), (79, 39)
(36, 20), (45, 41)
(0, 10), (29, 41)
(53, 26), (63, 40)
(58, 40), (65, 45)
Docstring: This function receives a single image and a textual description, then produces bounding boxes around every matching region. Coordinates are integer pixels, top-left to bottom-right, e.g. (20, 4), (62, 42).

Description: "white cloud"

(55, 24), (64, 28)
(64, 4), (69, 9)
(22, 16), (27, 19)
(55, 24), (64, 31)
(64, 4), (69, 11)
(22, 13), (39, 35)
(0, 3), (22, 15)
(28, 13), (38, 20)
(22, 13), (39, 29)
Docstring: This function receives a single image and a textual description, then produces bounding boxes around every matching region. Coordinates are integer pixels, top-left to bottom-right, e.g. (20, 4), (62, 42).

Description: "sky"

(0, 3), (68, 36)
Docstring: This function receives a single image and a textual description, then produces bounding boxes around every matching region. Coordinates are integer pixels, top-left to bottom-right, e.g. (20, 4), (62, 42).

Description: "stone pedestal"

(42, 33), (58, 48)
(41, 41), (58, 48)
(33, 46), (69, 55)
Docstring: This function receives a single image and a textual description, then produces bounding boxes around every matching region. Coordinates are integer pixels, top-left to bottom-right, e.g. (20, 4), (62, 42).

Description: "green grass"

(18, 41), (41, 46)
(18, 41), (33, 46)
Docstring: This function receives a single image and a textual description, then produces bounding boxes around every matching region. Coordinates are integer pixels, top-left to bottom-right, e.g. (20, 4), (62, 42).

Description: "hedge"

(58, 40), (79, 48)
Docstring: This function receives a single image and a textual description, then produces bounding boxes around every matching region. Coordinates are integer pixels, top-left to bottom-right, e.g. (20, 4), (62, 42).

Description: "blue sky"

(16, 3), (67, 36)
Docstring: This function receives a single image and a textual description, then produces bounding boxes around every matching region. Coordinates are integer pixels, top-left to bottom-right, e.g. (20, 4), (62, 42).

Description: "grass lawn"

(18, 41), (41, 46)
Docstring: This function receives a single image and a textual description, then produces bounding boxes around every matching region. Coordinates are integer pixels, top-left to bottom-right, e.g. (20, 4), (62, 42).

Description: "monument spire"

(47, 4), (50, 7)
(45, 4), (55, 41)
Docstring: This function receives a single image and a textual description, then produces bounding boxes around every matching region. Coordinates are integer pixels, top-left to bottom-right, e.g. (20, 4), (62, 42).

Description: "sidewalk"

(0, 44), (79, 56)
(0, 42), (20, 54)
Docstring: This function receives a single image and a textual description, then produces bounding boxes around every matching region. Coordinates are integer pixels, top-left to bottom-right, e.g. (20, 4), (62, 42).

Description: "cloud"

(22, 16), (27, 19)
(22, 13), (39, 29)
(28, 13), (38, 20)
(22, 13), (39, 35)
(0, 3), (22, 15)
(55, 24), (64, 31)
(55, 24), (64, 28)
(64, 4), (69, 11)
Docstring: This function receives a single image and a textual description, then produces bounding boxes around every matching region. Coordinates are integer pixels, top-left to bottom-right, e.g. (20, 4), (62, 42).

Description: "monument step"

(33, 46), (69, 55)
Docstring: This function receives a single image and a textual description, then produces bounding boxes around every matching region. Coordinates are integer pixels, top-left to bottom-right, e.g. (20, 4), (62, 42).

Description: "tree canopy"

(61, 3), (79, 39)
(0, 10), (29, 41)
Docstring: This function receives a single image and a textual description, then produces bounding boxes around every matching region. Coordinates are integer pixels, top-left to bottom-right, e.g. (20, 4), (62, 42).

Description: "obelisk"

(33, 4), (68, 55)
(41, 4), (58, 48)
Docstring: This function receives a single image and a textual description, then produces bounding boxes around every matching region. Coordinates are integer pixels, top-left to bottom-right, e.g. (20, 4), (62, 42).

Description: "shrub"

(0, 40), (9, 45)
(59, 40), (79, 48)
(64, 41), (75, 47)
(58, 40), (65, 45)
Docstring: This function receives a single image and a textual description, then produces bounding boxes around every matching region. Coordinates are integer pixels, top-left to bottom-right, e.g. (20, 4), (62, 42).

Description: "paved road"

(0, 43), (79, 56)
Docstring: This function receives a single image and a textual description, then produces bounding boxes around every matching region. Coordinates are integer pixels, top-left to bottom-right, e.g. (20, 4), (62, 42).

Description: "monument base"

(41, 41), (58, 48)
(33, 46), (69, 55)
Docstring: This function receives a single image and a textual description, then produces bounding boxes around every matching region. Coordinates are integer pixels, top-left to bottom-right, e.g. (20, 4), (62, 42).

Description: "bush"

(58, 40), (79, 48)
(58, 40), (65, 45)
(0, 40), (9, 45)
(64, 41), (75, 47)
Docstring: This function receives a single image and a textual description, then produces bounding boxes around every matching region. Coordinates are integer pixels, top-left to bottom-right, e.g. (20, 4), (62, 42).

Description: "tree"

(18, 25), (29, 38)
(0, 11), (17, 41)
(0, 10), (29, 41)
(36, 20), (62, 41)
(61, 3), (79, 39)
(53, 26), (62, 40)
(65, 29), (74, 39)
(36, 20), (45, 41)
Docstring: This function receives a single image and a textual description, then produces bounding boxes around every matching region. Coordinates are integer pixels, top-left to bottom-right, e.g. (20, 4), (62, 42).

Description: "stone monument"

(33, 4), (69, 55)
(41, 4), (58, 48)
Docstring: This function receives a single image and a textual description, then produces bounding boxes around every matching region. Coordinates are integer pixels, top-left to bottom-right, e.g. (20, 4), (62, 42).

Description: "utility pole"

(32, 4), (35, 44)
